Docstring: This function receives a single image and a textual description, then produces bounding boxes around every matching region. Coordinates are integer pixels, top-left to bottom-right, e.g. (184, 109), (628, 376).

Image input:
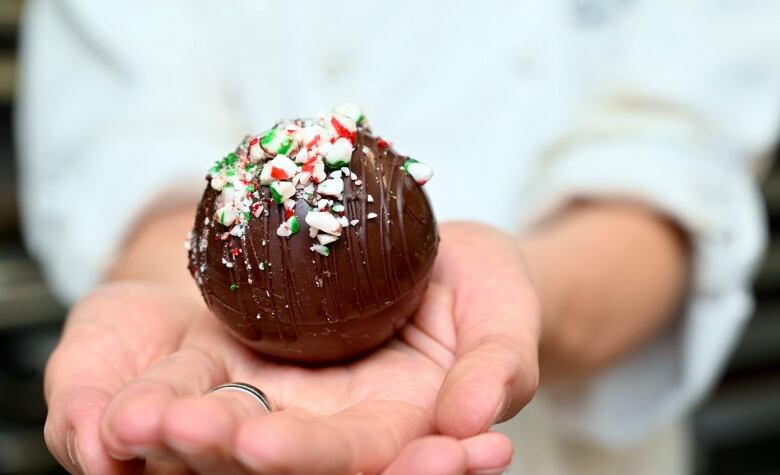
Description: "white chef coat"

(17, 1), (780, 472)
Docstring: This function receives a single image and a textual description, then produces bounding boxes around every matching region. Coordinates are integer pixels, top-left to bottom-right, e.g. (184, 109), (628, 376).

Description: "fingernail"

(235, 447), (274, 473)
(472, 466), (510, 475)
(66, 431), (85, 473)
(107, 450), (135, 461)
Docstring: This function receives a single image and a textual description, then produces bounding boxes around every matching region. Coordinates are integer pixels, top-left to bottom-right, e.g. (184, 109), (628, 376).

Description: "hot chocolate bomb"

(188, 105), (438, 363)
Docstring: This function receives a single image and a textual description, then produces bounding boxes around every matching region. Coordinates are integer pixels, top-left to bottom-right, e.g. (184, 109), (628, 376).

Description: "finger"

(382, 436), (467, 475)
(460, 432), (513, 474)
(161, 389), (270, 475)
(233, 401), (431, 475)
(44, 386), (144, 474)
(435, 223), (542, 438)
(100, 343), (228, 461)
(44, 283), (194, 474)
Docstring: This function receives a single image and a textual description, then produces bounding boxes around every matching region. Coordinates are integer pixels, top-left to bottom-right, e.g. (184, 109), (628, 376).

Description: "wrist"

(107, 204), (200, 299)
(519, 200), (690, 380)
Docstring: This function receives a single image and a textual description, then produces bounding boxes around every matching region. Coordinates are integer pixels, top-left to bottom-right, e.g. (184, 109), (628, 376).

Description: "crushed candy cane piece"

(311, 244), (330, 256)
(270, 181), (295, 204)
(324, 137), (354, 168)
(276, 216), (300, 237)
(317, 177), (344, 197)
(217, 207), (239, 226)
(317, 234), (339, 245)
(403, 159), (433, 185)
(305, 211), (342, 236)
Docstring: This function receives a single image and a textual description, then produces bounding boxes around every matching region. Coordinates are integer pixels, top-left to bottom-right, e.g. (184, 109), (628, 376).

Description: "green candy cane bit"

(261, 129), (277, 146)
(243, 211), (251, 222)
(209, 160), (223, 174)
(403, 158), (419, 172)
(247, 184), (256, 192)
(289, 216), (300, 234)
(325, 160), (349, 170)
(230, 283), (238, 292)
(277, 138), (293, 155)
(270, 185), (283, 204)
(224, 152), (239, 167)
(356, 114), (365, 125)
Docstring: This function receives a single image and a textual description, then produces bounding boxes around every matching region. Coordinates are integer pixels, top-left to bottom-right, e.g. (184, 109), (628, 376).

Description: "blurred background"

(0, 1), (779, 474)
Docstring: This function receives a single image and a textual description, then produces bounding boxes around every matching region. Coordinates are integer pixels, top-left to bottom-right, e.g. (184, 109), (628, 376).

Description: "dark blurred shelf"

(726, 304), (780, 372)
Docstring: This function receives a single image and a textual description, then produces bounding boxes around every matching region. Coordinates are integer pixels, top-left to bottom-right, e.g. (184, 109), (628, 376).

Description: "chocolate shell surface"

(188, 112), (437, 363)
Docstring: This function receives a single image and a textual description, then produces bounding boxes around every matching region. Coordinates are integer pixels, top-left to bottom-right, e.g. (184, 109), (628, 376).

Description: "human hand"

(45, 222), (540, 474)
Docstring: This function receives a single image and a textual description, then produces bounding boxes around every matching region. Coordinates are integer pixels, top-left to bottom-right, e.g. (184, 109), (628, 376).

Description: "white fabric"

(17, 0), (780, 459)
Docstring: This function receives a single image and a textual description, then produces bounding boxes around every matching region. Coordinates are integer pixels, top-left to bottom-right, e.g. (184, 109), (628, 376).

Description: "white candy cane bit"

(310, 244), (330, 256)
(283, 199), (296, 210)
(317, 198), (330, 210)
(317, 177), (344, 197)
(339, 216), (349, 227)
(340, 167), (350, 176)
(367, 194), (374, 203)
(367, 212), (378, 220)
(216, 207), (239, 226)
(294, 148), (309, 164)
(334, 103), (364, 125)
(350, 219), (359, 226)
(317, 234), (339, 245)
(259, 163), (274, 185)
(305, 211), (342, 236)
(270, 181), (296, 203)
(354, 180), (363, 186)
(329, 169), (343, 178)
(268, 154), (297, 180)
(249, 140), (266, 162)
(351, 172), (358, 180)
(406, 161), (434, 185)
(324, 137), (354, 168)
(312, 161), (327, 184)
(332, 203), (345, 213)
(276, 222), (292, 237)
(230, 224), (244, 237)
(298, 170), (312, 186)
(210, 174), (228, 191)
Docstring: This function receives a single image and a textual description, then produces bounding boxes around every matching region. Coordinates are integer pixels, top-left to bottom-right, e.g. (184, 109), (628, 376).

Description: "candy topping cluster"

(206, 104), (433, 257)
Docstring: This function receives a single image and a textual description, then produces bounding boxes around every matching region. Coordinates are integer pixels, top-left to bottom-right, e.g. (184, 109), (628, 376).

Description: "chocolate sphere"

(188, 108), (438, 363)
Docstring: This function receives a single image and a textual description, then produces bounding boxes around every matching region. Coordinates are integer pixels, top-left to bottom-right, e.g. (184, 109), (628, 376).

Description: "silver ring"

(208, 382), (273, 413)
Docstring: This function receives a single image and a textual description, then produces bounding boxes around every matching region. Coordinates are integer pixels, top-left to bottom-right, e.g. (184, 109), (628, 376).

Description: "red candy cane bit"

(271, 167), (289, 180)
(376, 137), (389, 149)
(331, 117), (357, 142)
(249, 137), (259, 147)
(306, 135), (321, 150)
(285, 208), (295, 219)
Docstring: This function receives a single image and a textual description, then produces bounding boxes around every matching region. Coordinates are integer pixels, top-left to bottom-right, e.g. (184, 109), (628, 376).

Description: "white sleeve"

(17, 0), (242, 303)
(521, 0), (780, 446)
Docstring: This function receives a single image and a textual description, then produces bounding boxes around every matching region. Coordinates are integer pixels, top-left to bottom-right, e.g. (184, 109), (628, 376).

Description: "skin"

(43, 200), (688, 475)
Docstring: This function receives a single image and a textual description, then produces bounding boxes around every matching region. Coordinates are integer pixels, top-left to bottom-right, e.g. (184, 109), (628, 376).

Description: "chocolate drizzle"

(189, 130), (438, 363)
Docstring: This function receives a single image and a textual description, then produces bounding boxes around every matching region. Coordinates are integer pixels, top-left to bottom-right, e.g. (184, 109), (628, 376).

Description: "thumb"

(434, 223), (541, 438)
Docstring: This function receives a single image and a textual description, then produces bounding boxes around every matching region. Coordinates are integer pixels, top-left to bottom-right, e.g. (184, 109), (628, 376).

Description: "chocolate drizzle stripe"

(342, 180), (365, 313)
(375, 148), (398, 300)
(277, 206), (300, 338)
(394, 169), (416, 283)
(357, 139), (381, 307)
